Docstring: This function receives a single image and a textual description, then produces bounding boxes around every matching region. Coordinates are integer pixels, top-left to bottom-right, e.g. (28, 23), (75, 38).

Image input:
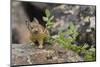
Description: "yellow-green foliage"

(43, 9), (54, 29)
(56, 23), (78, 48)
(42, 9), (54, 43)
(55, 23), (96, 61)
(43, 9), (96, 61)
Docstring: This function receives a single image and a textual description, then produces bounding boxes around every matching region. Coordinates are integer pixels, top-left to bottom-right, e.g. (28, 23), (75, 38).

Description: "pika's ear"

(33, 18), (39, 24)
(25, 20), (33, 33)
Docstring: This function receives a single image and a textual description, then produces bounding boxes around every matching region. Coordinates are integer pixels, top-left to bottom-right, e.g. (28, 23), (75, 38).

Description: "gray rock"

(11, 43), (83, 65)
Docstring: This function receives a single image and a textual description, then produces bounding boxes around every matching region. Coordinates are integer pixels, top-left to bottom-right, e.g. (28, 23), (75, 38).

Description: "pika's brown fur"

(26, 18), (49, 48)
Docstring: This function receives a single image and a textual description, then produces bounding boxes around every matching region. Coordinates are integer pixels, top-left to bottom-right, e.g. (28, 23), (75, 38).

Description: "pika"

(26, 18), (49, 48)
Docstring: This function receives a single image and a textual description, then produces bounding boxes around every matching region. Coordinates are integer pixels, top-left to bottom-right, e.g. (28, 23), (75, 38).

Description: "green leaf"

(45, 9), (51, 17)
(47, 22), (54, 25)
(43, 17), (48, 21)
(47, 26), (51, 29)
(89, 48), (95, 52)
(84, 54), (93, 61)
(82, 43), (89, 49)
(49, 16), (54, 21)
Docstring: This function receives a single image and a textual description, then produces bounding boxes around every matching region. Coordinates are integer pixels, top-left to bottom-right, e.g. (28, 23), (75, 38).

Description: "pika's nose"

(33, 29), (38, 34)
(34, 30), (38, 34)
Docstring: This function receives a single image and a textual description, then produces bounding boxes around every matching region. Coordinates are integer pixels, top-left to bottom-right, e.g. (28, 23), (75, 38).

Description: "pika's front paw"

(30, 42), (35, 46)
(38, 45), (43, 49)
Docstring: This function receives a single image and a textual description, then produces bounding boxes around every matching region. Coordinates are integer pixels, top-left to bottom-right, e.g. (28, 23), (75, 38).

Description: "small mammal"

(26, 18), (49, 48)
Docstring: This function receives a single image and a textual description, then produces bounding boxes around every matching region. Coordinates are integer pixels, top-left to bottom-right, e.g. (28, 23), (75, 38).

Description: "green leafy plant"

(82, 46), (96, 61)
(42, 9), (55, 45)
(43, 9), (96, 61)
(43, 9), (54, 29)
(55, 22), (78, 48)
(53, 22), (96, 61)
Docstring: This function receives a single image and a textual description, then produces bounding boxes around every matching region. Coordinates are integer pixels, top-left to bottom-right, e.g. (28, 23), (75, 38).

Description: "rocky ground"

(11, 43), (83, 66)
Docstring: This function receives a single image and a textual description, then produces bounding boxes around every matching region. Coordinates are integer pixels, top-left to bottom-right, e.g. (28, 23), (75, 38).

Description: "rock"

(80, 6), (96, 17)
(51, 43), (83, 62)
(65, 50), (83, 62)
(29, 50), (56, 64)
(14, 56), (28, 65)
(90, 16), (95, 28)
(11, 43), (83, 66)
